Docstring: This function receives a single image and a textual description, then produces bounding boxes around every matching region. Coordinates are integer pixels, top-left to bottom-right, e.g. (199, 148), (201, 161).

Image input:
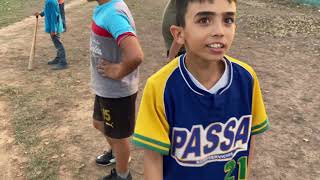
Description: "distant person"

(87, 0), (144, 179)
(134, 0), (270, 179)
(34, 0), (67, 70)
(58, 0), (67, 31)
(162, 0), (184, 62)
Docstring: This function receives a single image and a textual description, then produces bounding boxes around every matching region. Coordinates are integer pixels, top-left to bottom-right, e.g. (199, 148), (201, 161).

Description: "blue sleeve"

(107, 13), (135, 40)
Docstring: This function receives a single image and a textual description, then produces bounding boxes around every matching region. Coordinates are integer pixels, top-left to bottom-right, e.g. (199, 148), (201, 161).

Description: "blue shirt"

(134, 55), (270, 180)
(41, 0), (64, 33)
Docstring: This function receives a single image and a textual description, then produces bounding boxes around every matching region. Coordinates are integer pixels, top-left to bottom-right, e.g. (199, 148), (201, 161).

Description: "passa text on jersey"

(171, 115), (251, 167)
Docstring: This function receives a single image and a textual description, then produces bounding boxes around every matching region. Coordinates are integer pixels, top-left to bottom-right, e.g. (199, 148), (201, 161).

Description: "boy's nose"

(211, 21), (224, 37)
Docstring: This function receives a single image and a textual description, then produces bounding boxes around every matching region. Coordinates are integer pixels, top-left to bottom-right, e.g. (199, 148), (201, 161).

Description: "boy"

(35, 0), (67, 70)
(87, 0), (143, 179)
(133, 0), (270, 179)
(58, 0), (67, 31)
(162, 0), (184, 62)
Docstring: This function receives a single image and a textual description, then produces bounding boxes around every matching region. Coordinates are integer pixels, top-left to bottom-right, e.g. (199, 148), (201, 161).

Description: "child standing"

(134, 0), (270, 179)
(35, 0), (67, 70)
(87, 0), (144, 179)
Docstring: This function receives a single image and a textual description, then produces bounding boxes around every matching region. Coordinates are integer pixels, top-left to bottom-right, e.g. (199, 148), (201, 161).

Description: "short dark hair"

(176, 0), (237, 27)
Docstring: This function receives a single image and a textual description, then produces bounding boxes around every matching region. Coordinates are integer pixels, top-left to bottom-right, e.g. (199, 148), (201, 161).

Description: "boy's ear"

(170, 25), (184, 45)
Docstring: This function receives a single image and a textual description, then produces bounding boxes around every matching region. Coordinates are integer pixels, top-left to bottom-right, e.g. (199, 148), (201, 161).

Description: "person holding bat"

(35, 0), (68, 70)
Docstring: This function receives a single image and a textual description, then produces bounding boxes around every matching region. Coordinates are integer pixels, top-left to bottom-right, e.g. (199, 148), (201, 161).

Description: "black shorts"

(93, 93), (137, 139)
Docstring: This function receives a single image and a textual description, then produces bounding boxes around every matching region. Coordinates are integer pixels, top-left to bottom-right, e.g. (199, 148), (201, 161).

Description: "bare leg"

(93, 119), (131, 174)
(93, 119), (113, 150)
(108, 137), (131, 174)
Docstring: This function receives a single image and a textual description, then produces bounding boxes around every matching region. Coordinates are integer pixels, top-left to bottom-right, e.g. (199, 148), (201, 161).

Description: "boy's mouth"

(207, 43), (225, 49)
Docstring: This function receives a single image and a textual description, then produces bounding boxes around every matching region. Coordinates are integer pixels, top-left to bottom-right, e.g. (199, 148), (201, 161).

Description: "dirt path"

(0, 1), (91, 179)
(0, 0), (319, 179)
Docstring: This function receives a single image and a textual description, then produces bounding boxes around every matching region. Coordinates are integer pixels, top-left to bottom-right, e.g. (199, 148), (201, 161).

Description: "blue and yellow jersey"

(133, 55), (270, 180)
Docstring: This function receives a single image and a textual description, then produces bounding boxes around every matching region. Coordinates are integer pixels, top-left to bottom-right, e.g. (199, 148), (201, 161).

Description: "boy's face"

(178, 0), (236, 62)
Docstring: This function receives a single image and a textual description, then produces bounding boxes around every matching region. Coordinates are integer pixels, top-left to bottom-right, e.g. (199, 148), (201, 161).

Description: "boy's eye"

(225, 17), (234, 24)
(198, 17), (211, 24)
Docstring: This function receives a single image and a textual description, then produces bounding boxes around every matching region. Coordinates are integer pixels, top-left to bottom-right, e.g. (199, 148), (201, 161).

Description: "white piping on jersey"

(178, 54), (204, 96)
(185, 58), (229, 94)
(219, 56), (234, 95)
(179, 55), (233, 96)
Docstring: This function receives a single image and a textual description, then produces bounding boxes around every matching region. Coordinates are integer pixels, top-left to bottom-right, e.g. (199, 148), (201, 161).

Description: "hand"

(34, 12), (40, 17)
(97, 59), (122, 80)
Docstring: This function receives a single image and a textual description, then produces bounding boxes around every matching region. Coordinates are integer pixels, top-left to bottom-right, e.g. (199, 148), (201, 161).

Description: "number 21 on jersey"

(224, 156), (248, 180)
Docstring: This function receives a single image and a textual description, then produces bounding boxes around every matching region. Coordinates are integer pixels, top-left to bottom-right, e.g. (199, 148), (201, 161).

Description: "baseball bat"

(28, 16), (39, 70)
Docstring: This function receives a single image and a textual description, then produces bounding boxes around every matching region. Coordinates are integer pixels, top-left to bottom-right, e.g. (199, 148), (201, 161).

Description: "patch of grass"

(0, 85), (52, 147)
(0, 69), (79, 179)
(27, 142), (61, 180)
(0, 0), (44, 28)
(0, 84), (66, 179)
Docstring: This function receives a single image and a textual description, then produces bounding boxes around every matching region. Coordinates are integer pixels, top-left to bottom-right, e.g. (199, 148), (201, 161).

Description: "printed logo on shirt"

(171, 115), (252, 167)
(90, 39), (102, 56)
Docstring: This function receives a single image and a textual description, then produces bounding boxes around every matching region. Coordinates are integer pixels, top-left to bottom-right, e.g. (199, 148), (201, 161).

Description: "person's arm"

(144, 149), (163, 180)
(97, 35), (144, 80)
(247, 135), (256, 179)
(167, 40), (182, 62)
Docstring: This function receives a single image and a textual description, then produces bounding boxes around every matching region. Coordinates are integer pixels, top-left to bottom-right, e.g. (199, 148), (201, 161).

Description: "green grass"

(27, 142), (61, 180)
(0, 0), (44, 28)
(0, 85), (49, 147)
(0, 78), (76, 179)
(0, 85), (59, 179)
(0, 52), (80, 177)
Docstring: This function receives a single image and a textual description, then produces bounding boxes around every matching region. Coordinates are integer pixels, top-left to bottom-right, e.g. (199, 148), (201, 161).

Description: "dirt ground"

(0, 0), (319, 179)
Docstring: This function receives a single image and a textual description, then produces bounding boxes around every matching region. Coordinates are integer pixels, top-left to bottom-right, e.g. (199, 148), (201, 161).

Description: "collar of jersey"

(178, 54), (233, 96)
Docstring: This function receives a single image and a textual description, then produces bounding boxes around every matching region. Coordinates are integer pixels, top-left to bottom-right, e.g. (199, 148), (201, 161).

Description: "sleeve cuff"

(116, 32), (136, 46)
(251, 119), (270, 135)
(132, 134), (170, 155)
